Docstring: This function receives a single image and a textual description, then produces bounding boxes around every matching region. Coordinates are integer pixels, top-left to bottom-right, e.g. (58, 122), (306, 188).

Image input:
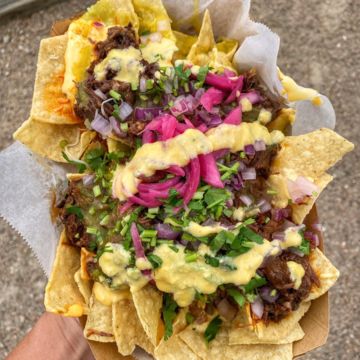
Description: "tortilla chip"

(80, 247), (95, 280)
(107, 137), (131, 153)
(112, 299), (154, 356)
(271, 128), (354, 178)
(225, 343), (293, 360)
(31, 35), (80, 124)
(307, 248), (340, 301)
(74, 269), (92, 308)
(131, 284), (163, 346)
(44, 231), (86, 316)
(228, 303), (308, 344)
(268, 172), (333, 224)
(253, 301), (310, 341)
(84, 294), (115, 342)
(63, 0), (139, 103)
(216, 38), (239, 60)
(133, 0), (175, 41)
(179, 325), (292, 360)
(173, 31), (196, 60)
(13, 118), (94, 162)
(187, 10), (215, 66)
(154, 333), (200, 360)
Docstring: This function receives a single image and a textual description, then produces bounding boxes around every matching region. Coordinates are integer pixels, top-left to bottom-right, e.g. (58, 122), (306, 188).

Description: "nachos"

(14, 0), (354, 359)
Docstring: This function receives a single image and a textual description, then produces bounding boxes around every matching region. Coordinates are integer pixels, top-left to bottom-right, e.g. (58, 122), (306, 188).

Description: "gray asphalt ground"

(0, 1), (359, 359)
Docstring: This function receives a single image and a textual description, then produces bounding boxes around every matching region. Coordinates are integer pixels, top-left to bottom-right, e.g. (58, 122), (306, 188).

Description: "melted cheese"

(93, 282), (131, 306)
(94, 47), (143, 87)
(184, 221), (228, 237)
(153, 228), (302, 306)
(141, 37), (178, 67)
(98, 243), (148, 291)
(287, 261), (305, 290)
(279, 70), (322, 106)
(113, 123), (284, 200)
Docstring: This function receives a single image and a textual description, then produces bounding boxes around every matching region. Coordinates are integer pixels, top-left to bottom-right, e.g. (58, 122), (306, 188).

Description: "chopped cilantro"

(237, 227), (264, 244)
(227, 288), (246, 307)
(168, 245), (179, 253)
(195, 65), (209, 88)
(163, 294), (178, 340)
(109, 90), (121, 101)
(147, 254), (163, 269)
(210, 231), (234, 253)
(65, 205), (84, 219)
(185, 312), (194, 325)
(297, 231), (310, 255)
(244, 275), (267, 293)
(185, 252), (198, 263)
(204, 254), (220, 267)
(204, 188), (230, 209)
(204, 316), (222, 343)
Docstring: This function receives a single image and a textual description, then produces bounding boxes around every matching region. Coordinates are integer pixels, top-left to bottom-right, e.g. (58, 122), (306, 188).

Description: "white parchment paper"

(0, 0), (335, 283)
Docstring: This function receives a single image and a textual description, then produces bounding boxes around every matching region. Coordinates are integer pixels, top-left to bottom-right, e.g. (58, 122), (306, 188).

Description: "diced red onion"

(134, 107), (162, 121)
(118, 101), (133, 121)
(240, 194), (253, 206)
(251, 297), (264, 319)
(199, 153), (224, 188)
(254, 140), (266, 151)
(109, 116), (124, 137)
(259, 287), (279, 303)
(305, 231), (320, 247)
(289, 247), (305, 257)
(94, 89), (107, 100)
(224, 76), (244, 104)
(91, 111), (112, 136)
(241, 167), (257, 180)
(224, 107), (242, 125)
(200, 88), (224, 112)
(195, 87), (206, 100)
(93, 21), (104, 28)
(130, 223), (145, 259)
(213, 149), (230, 160)
(259, 200), (272, 213)
(205, 72), (234, 91)
(273, 208), (291, 222)
(240, 91), (262, 105)
(155, 223), (180, 240)
(272, 231), (285, 241)
(282, 220), (297, 230)
(287, 176), (319, 204)
(197, 123), (208, 132)
(82, 174), (95, 186)
(170, 95), (197, 116)
(244, 144), (256, 156)
(217, 298), (237, 321)
(140, 77), (147, 92)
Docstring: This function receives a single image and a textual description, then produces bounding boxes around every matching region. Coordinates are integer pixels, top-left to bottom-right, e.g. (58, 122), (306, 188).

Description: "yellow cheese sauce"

(113, 123), (284, 200)
(93, 282), (131, 306)
(153, 228), (302, 306)
(184, 221), (229, 237)
(94, 47), (143, 87)
(98, 243), (149, 292)
(287, 261), (305, 290)
(141, 37), (178, 67)
(278, 70), (322, 106)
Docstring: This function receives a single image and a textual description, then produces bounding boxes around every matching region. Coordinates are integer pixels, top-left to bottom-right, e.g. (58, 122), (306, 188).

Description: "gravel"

(0, 0), (359, 359)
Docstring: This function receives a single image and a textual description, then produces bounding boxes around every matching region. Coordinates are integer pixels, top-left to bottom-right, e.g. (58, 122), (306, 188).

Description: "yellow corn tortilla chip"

(155, 334), (200, 360)
(31, 35), (80, 124)
(173, 31), (196, 60)
(187, 10), (215, 66)
(228, 303), (308, 345)
(307, 248), (340, 301)
(271, 128), (354, 178)
(179, 325), (292, 360)
(63, 0), (139, 103)
(44, 231), (86, 317)
(112, 299), (154, 356)
(268, 172), (333, 224)
(253, 301), (311, 341)
(13, 118), (94, 163)
(216, 38), (239, 61)
(84, 294), (115, 342)
(74, 269), (92, 308)
(133, 0), (175, 41)
(131, 284), (163, 346)
(107, 137), (131, 153)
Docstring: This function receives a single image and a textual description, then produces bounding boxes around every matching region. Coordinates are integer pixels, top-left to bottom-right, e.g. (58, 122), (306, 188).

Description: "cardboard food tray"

(51, 18), (330, 360)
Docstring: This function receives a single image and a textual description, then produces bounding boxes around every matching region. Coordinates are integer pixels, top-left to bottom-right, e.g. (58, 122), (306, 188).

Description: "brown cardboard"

(50, 18), (331, 360)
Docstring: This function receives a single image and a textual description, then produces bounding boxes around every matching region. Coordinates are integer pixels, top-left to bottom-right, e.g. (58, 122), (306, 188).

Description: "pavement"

(0, 0), (359, 359)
